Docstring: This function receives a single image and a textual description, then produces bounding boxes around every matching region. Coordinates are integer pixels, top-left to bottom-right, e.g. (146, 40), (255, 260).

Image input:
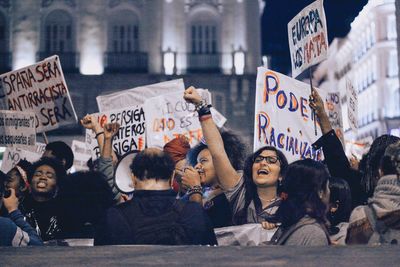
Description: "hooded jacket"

(346, 174), (400, 245)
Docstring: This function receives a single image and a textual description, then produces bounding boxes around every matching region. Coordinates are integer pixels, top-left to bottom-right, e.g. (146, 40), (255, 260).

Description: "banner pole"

(42, 132), (49, 145)
(309, 67), (317, 136)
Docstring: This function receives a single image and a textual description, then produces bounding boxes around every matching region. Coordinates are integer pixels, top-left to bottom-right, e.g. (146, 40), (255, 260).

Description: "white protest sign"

(210, 107), (227, 128)
(71, 140), (91, 172)
(0, 110), (36, 149)
(96, 79), (185, 112)
(254, 67), (327, 163)
(346, 78), (358, 132)
(86, 105), (146, 159)
(288, 0), (328, 78)
(0, 142), (46, 173)
(325, 92), (344, 144)
(0, 56), (78, 133)
(144, 91), (204, 148)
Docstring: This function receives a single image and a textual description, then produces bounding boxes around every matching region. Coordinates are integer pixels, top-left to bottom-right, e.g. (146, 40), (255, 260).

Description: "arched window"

(0, 12), (10, 72)
(106, 10), (146, 72)
(44, 10), (74, 53)
(187, 10), (220, 72)
(41, 10), (76, 71)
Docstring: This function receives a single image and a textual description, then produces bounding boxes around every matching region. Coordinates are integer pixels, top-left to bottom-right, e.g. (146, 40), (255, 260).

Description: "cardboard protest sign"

(254, 67), (327, 163)
(0, 56), (78, 133)
(144, 91), (201, 148)
(86, 105), (146, 159)
(346, 78), (358, 132)
(288, 0), (328, 78)
(0, 142), (46, 173)
(71, 140), (92, 172)
(215, 223), (275, 246)
(0, 110), (36, 149)
(96, 79), (185, 112)
(144, 91), (206, 148)
(325, 92), (344, 144)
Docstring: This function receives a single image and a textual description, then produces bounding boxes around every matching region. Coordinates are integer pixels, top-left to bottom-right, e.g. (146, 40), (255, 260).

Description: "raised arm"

(81, 114), (105, 155)
(310, 89), (363, 207)
(183, 86), (241, 190)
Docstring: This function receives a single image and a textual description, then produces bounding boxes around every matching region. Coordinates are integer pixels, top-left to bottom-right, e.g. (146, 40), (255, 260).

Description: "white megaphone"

(114, 150), (138, 194)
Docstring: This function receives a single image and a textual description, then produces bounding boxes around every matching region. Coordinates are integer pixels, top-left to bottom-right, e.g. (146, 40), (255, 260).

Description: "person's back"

(95, 189), (217, 245)
(347, 142), (400, 245)
(94, 148), (217, 246)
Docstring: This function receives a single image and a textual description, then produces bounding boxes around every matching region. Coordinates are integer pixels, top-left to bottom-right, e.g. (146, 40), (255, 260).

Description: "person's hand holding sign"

(309, 88), (332, 135)
(103, 122), (120, 140)
(80, 114), (102, 134)
(183, 86), (202, 105)
(103, 122), (120, 165)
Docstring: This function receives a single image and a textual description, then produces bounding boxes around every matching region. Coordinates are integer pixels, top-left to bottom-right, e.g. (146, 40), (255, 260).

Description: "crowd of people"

(1, 87), (399, 247)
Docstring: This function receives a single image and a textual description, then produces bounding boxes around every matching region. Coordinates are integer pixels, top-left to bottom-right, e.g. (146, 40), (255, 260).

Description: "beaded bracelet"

(187, 185), (203, 196)
(195, 100), (208, 111)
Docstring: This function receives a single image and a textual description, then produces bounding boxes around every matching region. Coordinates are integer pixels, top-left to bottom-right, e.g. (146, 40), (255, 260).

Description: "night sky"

(262, 0), (369, 74)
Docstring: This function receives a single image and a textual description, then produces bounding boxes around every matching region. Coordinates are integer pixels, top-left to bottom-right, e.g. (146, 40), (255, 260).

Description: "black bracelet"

(95, 131), (104, 138)
(198, 105), (212, 117)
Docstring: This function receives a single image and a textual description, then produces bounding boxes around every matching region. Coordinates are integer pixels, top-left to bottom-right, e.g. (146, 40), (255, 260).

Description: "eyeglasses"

(254, 155), (280, 164)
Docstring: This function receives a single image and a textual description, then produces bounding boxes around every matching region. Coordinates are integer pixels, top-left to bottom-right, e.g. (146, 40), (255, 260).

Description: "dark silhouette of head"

(43, 141), (74, 170)
(361, 135), (400, 197)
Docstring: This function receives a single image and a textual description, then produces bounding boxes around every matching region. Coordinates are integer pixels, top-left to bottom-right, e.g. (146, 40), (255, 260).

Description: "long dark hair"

(187, 130), (247, 171)
(276, 159), (329, 228)
(233, 146), (288, 225)
(328, 177), (352, 227)
(361, 135), (400, 197)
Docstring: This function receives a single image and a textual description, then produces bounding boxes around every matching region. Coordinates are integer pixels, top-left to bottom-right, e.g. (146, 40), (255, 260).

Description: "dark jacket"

(21, 195), (61, 241)
(313, 130), (367, 207)
(0, 209), (43, 246)
(94, 189), (217, 246)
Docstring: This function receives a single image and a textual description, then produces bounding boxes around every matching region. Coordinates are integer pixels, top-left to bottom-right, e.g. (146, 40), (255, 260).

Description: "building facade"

(0, 0), (262, 146)
(314, 0), (400, 142)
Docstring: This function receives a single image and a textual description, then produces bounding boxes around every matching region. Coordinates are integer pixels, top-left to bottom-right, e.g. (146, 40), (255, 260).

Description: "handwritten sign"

(0, 56), (78, 133)
(288, 0), (328, 78)
(0, 110), (36, 149)
(325, 92), (344, 144)
(96, 79), (185, 112)
(71, 140), (91, 172)
(346, 78), (358, 132)
(86, 105), (146, 159)
(144, 91), (204, 148)
(254, 67), (327, 163)
(0, 142), (46, 173)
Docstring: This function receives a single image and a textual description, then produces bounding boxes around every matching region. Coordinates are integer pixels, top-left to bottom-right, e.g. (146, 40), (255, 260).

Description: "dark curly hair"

(187, 129), (247, 171)
(45, 141), (74, 170)
(361, 135), (400, 197)
(276, 159), (330, 228)
(130, 149), (175, 181)
(233, 146), (288, 224)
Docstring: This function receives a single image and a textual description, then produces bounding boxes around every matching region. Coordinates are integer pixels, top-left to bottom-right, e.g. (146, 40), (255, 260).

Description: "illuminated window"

(109, 10), (139, 53)
(191, 23), (217, 54)
(106, 10), (146, 72)
(44, 10), (74, 53)
(187, 10), (220, 72)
